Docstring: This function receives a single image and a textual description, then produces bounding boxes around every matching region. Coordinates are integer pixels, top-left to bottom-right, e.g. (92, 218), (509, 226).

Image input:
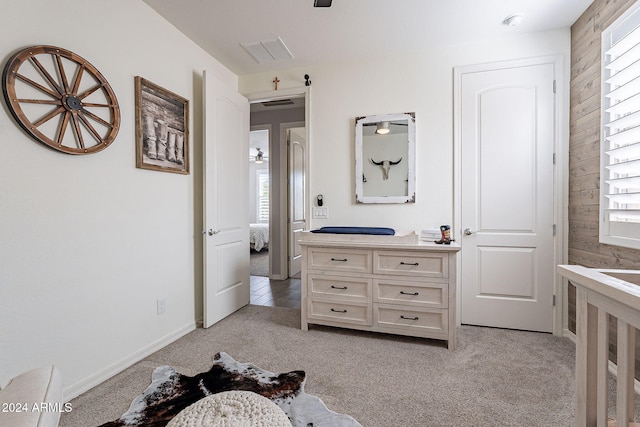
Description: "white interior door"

(203, 70), (250, 328)
(288, 126), (307, 277)
(459, 59), (556, 332)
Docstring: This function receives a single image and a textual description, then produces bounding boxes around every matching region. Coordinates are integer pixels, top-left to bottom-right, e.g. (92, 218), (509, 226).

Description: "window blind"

(601, 4), (640, 248)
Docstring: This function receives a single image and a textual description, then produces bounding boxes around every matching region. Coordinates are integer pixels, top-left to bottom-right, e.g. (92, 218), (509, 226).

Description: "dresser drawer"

(373, 250), (447, 278)
(374, 304), (448, 335)
(308, 247), (371, 273)
(308, 299), (371, 326)
(374, 279), (447, 308)
(308, 274), (371, 302)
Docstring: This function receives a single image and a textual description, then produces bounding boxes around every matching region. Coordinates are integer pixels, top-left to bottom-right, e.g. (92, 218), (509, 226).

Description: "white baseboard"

(63, 321), (197, 401)
(563, 328), (640, 395)
(563, 328), (576, 343)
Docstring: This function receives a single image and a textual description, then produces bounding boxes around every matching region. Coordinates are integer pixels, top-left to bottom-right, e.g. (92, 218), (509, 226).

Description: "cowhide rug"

(99, 352), (361, 427)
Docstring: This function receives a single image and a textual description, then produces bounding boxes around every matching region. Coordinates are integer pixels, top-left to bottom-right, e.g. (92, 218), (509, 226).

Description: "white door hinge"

(553, 295), (556, 306)
(553, 224), (557, 236)
(553, 80), (556, 94)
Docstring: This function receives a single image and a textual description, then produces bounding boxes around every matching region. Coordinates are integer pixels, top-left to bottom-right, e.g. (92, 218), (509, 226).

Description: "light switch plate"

(312, 207), (328, 219)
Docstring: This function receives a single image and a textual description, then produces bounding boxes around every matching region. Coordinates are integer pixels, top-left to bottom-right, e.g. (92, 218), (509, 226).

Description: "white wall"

(239, 30), (571, 234)
(0, 0), (236, 398)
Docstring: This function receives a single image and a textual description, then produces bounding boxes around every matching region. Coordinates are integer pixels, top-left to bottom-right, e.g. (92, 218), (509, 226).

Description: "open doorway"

(249, 127), (270, 277)
(249, 88), (309, 308)
(248, 93), (307, 281)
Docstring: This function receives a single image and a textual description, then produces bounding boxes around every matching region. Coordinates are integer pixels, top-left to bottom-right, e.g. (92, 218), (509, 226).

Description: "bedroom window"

(600, 0), (640, 250)
(257, 170), (269, 222)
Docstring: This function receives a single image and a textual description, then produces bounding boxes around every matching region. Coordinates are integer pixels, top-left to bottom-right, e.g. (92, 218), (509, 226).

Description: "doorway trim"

(453, 55), (567, 336)
(282, 121), (306, 278)
(246, 86), (311, 280)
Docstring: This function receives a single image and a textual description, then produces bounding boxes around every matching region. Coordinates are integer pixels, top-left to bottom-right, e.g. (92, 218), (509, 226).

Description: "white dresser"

(299, 232), (461, 350)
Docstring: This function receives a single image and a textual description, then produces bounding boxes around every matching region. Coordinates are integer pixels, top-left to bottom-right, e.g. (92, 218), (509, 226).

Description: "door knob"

(207, 229), (220, 236)
(464, 228), (474, 235)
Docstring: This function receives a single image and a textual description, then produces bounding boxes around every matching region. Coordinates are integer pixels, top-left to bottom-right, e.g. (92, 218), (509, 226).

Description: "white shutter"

(257, 170), (269, 222)
(600, 1), (640, 248)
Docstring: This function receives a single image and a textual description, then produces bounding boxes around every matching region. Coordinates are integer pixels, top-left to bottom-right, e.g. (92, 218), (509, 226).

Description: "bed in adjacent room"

(250, 223), (269, 252)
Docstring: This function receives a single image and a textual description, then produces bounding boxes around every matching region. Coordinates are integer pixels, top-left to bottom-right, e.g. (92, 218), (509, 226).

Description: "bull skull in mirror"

(370, 158), (402, 180)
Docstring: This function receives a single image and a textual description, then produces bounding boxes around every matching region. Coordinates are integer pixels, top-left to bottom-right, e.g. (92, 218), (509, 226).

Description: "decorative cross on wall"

(272, 76), (280, 90)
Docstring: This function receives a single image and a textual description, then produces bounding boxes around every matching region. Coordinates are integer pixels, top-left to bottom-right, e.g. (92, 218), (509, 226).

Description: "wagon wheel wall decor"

(2, 45), (120, 154)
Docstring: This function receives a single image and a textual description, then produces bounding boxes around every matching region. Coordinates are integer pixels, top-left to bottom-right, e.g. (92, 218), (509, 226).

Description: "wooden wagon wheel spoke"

(32, 105), (65, 128)
(81, 107), (114, 129)
(77, 111), (104, 143)
(14, 73), (60, 99)
(2, 45), (120, 154)
(77, 83), (104, 100)
(70, 113), (86, 149)
(54, 53), (71, 94)
(70, 65), (84, 95)
(17, 99), (60, 105)
(82, 102), (114, 108)
(57, 111), (71, 145)
(29, 55), (64, 96)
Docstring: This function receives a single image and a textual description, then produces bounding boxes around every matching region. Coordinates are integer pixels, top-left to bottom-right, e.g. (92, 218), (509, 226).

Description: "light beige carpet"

(60, 305), (638, 426)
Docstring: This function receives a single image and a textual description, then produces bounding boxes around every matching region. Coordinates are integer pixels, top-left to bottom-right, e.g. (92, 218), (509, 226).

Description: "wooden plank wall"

(569, 0), (640, 377)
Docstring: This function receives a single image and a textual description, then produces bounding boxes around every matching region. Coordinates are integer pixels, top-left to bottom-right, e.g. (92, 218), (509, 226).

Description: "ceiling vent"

(314, 0), (332, 6)
(261, 99), (295, 108)
(240, 36), (294, 64)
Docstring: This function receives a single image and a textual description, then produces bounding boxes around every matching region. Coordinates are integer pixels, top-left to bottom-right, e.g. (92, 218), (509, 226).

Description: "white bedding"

(250, 223), (269, 252)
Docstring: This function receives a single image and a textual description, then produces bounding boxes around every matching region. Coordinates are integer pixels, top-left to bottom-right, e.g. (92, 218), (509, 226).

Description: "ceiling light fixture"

(255, 148), (264, 164)
(503, 14), (523, 27)
(376, 121), (390, 135)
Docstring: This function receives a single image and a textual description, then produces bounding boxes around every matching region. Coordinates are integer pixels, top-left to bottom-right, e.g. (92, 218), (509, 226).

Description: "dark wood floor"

(250, 275), (301, 309)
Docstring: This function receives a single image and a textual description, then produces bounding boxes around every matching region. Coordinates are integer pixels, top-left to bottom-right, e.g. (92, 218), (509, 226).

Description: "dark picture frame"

(135, 76), (189, 174)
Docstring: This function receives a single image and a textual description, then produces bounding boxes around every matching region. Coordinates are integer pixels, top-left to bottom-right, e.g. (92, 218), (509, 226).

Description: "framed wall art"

(135, 76), (189, 174)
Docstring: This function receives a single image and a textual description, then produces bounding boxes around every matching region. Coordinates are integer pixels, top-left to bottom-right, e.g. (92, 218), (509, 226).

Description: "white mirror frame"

(355, 112), (416, 204)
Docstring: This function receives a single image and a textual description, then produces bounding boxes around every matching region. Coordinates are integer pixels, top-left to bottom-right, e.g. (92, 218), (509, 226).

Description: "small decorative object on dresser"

(434, 225), (452, 244)
(299, 228), (461, 350)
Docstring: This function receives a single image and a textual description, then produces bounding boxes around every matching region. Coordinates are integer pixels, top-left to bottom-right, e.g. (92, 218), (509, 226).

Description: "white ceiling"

(143, 0), (594, 77)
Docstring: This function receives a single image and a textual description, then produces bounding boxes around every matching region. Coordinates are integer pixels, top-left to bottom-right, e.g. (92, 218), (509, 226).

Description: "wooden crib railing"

(558, 265), (640, 427)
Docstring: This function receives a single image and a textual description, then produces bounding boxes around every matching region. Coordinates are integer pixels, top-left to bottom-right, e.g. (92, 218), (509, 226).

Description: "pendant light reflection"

(376, 121), (390, 135)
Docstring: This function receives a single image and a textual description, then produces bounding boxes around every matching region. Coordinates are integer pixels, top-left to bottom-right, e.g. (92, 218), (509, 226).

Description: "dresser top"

(299, 231), (460, 252)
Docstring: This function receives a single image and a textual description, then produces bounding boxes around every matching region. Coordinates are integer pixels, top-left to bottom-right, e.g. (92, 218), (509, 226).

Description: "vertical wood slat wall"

(569, 0), (640, 378)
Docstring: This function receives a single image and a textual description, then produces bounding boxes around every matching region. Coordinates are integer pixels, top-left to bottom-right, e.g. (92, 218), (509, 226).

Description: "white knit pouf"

(166, 390), (292, 427)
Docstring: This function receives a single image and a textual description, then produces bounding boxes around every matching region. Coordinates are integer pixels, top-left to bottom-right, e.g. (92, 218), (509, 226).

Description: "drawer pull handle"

(400, 315), (419, 321)
(400, 291), (419, 296)
(331, 308), (348, 313)
(400, 261), (419, 266)
(331, 258), (348, 262)
(331, 285), (348, 290)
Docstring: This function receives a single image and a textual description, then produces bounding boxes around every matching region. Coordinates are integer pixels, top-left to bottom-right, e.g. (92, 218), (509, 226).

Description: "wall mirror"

(355, 112), (416, 203)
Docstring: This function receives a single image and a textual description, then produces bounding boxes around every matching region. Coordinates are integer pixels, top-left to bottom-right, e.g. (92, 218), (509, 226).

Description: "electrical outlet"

(157, 298), (166, 315)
